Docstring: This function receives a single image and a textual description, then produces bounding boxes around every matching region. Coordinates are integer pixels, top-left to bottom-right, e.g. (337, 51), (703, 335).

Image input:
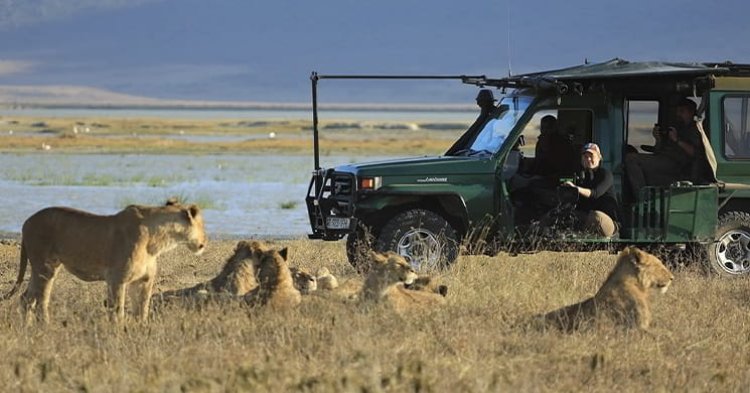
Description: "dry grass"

(0, 239), (748, 392)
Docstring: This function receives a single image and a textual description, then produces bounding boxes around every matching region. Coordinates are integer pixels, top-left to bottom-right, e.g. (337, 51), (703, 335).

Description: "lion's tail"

(2, 240), (28, 300)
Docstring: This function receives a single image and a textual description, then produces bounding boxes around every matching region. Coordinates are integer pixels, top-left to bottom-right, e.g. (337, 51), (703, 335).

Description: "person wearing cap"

(624, 98), (702, 199)
(562, 143), (619, 238)
(475, 89), (496, 115)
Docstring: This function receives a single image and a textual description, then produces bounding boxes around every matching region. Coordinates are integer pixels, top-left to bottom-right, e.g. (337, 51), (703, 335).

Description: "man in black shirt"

(532, 115), (577, 177)
(624, 98), (701, 199)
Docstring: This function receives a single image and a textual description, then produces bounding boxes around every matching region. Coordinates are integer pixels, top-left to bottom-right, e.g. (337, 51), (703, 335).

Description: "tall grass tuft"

(279, 200), (298, 210)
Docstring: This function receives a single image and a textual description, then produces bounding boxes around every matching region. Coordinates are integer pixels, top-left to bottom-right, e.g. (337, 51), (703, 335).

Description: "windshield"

(463, 95), (533, 156)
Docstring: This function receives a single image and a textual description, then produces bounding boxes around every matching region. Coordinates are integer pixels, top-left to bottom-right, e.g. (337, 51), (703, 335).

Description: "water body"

(0, 153), (399, 238)
(0, 106), (467, 238)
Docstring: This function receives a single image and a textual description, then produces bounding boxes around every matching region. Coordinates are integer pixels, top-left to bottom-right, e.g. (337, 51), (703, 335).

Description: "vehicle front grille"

(306, 169), (357, 240)
(332, 174), (353, 198)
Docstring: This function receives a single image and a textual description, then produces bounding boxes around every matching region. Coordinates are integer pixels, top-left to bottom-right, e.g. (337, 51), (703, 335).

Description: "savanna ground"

(1, 113), (748, 391)
(0, 238), (749, 392)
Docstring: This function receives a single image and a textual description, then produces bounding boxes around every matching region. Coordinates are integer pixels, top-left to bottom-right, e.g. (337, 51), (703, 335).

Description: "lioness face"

(369, 251), (418, 285)
(383, 253), (418, 285)
(250, 244), (289, 283)
(290, 268), (317, 294)
(633, 248), (674, 293)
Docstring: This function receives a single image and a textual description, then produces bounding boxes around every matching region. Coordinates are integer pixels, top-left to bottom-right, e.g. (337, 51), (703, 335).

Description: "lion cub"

(289, 267), (318, 294)
(156, 240), (259, 303)
(541, 246), (673, 331)
(154, 240), (320, 306)
(315, 267), (339, 291)
(243, 241), (301, 309)
(359, 251), (446, 312)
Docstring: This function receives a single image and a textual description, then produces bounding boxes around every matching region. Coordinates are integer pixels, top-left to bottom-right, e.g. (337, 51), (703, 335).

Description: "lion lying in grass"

(314, 267), (338, 291)
(540, 246), (673, 331)
(2, 199), (207, 323)
(153, 241), (318, 309)
(243, 241), (301, 309)
(359, 251), (446, 312)
(289, 267), (318, 294)
(156, 240), (258, 300)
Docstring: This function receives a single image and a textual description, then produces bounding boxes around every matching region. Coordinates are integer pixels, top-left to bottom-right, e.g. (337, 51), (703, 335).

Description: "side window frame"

(721, 94), (750, 160)
(624, 98), (660, 153)
(518, 107), (595, 157)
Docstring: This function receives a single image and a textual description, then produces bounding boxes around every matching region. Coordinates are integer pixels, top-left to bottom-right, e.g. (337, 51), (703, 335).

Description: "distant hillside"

(0, 85), (300, 109)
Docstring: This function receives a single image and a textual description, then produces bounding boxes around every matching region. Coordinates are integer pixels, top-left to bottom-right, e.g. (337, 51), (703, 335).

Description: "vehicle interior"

(502, 108), (594, 228)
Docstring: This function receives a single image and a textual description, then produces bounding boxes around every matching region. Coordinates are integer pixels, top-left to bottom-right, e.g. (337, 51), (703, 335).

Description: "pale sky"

(0, 0), (748, 102)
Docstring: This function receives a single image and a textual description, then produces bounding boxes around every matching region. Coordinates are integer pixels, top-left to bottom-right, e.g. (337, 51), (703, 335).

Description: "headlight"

(359, 176), (382, 190)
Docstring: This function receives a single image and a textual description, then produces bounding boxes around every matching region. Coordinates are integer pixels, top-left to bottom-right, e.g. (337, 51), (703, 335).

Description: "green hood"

(335, 155), (496, 177)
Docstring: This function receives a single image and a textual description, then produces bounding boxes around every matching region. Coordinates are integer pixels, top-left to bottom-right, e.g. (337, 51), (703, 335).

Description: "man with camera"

(624, 98), (702, 200)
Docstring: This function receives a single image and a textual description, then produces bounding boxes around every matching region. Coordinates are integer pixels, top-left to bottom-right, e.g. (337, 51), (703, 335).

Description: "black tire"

(345, 222), (376, 273)
(374, 209), (459, 271)
(705, 211), (750, 277)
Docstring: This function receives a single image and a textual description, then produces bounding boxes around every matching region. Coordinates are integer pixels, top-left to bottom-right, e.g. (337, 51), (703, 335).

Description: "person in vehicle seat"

(510, 115), (577, 223)
(624, 98), (702, 199)
(532, 115), (577, 178)
(563, 143), (618, 238)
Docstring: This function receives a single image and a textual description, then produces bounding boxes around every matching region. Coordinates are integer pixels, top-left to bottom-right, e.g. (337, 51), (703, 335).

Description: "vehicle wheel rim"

(715, 230), (750, 275)
(397, 228), (442, 270)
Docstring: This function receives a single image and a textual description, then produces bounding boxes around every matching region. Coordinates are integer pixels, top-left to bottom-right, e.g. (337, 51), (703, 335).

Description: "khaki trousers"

(576, 210), (617, 238)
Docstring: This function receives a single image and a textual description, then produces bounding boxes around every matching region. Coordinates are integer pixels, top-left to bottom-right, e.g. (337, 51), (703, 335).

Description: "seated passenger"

(532, 115), (577, 178)
(624, 98), (702, 199)
(509, 116), (579, 224)
(562, 143), (619, 238)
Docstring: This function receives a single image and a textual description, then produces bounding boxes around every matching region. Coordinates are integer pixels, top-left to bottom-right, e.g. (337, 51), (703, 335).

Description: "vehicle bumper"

(306, 169), (358, 240)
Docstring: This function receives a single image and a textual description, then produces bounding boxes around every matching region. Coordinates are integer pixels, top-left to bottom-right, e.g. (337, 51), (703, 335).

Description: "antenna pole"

(310, 72), (322, 193)
(506, 0), (512, 77)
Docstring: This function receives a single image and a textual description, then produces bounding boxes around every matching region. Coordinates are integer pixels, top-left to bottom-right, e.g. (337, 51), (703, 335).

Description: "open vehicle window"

(463, 96), (533, 156)
(626, 100), (659, 153)
(724, 96), (750, 159)
(518, 109), (593, 156)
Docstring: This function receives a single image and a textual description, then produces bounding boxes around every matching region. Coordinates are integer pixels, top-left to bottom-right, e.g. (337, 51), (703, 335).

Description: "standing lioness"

(2, 200), (207, 323)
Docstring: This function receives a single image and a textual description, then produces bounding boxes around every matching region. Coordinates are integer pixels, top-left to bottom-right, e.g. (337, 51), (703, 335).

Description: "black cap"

(476, 89), (495, 103)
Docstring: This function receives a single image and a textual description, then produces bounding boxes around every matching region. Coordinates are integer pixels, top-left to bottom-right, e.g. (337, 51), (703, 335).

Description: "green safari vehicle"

(305, 59), (750, 277)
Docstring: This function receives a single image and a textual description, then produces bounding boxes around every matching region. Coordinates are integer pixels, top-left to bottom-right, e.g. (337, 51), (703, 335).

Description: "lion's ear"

(370, 251), (387, 265)
(627, 248), (646, 269)
(631, 247), (647, 265)
(165, 197), (180, 206)
(185, 205), (200, 220)
(386, 253), (407, 266)
(249, 241), (265, 253)
(278, 247), (289, 261)
(620, 246), (642, 265)
(235, 240), (250, 252)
